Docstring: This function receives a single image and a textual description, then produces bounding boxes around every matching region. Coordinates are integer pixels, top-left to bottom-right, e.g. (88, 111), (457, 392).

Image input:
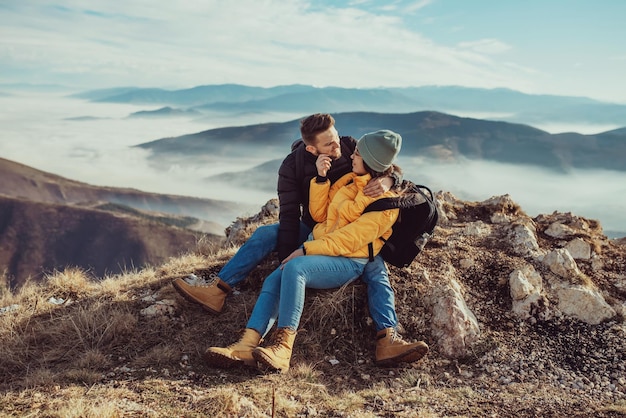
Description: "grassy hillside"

(1, 193), (624, 417)
(0, 195), (219, 289)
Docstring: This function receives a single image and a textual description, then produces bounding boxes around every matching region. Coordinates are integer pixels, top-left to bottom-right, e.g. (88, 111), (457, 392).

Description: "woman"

(205, 129), (421, 373)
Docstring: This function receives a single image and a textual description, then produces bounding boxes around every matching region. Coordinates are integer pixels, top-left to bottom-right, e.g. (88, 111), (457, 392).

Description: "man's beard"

(330, 151), (341, 160)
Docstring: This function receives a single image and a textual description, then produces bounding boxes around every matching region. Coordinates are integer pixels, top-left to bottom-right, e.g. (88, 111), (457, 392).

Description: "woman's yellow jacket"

(303, 172), (399, 258)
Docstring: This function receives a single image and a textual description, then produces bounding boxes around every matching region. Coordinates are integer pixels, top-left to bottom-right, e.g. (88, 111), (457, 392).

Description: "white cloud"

(0, 0), (533, 93)
(457, 38), (512, 55)
(404, 0), (433, 13)
(1, 1), (626, 103)
(0, 93), (277, 212)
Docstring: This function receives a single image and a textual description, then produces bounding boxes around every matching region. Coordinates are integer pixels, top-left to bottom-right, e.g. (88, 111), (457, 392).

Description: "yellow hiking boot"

(172, 274), (232, 314)
(205, 329), (262, 368)
(252, 328), (297, 374)
(375, 327), (429, 366)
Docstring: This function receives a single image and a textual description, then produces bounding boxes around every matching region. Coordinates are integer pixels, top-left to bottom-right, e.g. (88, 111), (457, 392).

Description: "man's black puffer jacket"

(276, 136), (357, 261)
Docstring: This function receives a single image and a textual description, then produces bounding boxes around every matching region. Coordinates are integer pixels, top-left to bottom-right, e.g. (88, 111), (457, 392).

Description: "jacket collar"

(351, 173), (372, 187)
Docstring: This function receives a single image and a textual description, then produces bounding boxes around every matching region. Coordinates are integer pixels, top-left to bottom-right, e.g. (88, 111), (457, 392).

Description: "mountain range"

(136, 111), (626, 173)
(72, 84), (626, 127)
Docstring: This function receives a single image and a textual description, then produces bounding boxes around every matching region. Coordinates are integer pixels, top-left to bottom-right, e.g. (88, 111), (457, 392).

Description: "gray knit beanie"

(356, 129), (402, 172)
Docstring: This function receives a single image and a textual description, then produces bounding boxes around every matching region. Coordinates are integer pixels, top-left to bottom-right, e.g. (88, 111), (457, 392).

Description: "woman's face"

(351, 147), (367, 175)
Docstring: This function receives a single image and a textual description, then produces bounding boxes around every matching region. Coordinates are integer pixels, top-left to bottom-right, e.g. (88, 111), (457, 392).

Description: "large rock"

(430, 273), (480, 359)
(565, 238), (591, 260)
(509, 221), (542, 257)
(509, 264), (549, 320)
(542, 248), (583, 281)
(224, 193), (625, 359)
(554, 285), (616, 325)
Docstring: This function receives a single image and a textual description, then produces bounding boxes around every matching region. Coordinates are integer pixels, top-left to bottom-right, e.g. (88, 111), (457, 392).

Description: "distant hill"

(194, 87), (423, 114)
(74, 84), (315, 106)
(127, 106), (202, 119)
(68, 86), (142, 101)
(0, 157), (263, 288)
(64, 116), (108, 121)
(205, 159), (283, 192)
(136, 119), (301, 160)
(75, 83), (626, 126)
(0, 157), (253, 230)
(0, 195), (210, 289)
(137, 111), (626, 173)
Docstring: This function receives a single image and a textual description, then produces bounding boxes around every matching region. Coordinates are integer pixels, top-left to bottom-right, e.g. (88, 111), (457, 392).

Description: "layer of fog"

(398, 157), (626, 237)
(1, 93), (624, 237)
(0, 93), (296, 206)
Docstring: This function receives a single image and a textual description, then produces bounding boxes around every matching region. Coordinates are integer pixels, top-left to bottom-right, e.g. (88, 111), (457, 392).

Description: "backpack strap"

(414, 184), (434, 201)
(413, 185), (438, 235)
(363, 198), (396, 262)
(367, 237), (388, 262)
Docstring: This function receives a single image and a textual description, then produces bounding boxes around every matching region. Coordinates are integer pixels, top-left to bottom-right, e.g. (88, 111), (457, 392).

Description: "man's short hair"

(300, 113), (335, 145)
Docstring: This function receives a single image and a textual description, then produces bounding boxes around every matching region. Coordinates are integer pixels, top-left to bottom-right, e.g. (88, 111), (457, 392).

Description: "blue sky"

(1, 0), (625, 103)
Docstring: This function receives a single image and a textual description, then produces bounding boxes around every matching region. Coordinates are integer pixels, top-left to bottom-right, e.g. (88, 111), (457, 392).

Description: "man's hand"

(363, 176), (393, 197)
(280, 248), (305, 268)
(316, 154), (332, 177)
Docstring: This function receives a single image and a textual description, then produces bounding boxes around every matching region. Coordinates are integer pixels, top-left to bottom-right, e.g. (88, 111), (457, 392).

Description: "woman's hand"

(280, 248), (305, 268)
(316, 154), (332, 177)
(363, 176), (392, 197)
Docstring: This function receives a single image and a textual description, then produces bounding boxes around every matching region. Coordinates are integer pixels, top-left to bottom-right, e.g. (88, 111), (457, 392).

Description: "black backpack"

(364, 181), (439, 268)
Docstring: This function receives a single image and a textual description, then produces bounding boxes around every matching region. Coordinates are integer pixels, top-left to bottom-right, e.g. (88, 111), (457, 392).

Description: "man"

(173, 113), (428, 365)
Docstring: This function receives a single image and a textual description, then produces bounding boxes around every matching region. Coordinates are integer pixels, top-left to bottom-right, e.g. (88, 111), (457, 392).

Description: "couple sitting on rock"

(173, 113), (428, 373)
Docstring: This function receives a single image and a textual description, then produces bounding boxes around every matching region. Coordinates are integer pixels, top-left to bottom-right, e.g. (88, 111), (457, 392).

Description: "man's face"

(308, 126), (341, 159)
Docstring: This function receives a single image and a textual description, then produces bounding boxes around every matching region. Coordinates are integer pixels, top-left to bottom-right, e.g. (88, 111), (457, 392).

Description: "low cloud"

(458, 38), (512, 55)
(2, 93), (624, 236)
(399, 156), (626, 235)
(0, 93), (277, 206)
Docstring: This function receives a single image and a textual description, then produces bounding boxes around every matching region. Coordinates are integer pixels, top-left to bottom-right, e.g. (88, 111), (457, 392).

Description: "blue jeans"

(246, 255), (365, 335)
(217, 222), (311, 287)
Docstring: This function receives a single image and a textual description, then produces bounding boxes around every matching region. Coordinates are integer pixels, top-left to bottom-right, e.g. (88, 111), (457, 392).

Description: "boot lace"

(226, 335), (244, 350)
(389, 328), (407, 344)
(184, 273), (219, 286)
(267, 329), (293, 349)
(272, 330), (287, 345)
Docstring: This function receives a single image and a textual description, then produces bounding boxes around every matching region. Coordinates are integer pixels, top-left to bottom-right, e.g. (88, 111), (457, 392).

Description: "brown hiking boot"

(172, 274), (232, 314)
(375, 327), (429, 366)
(252, 328), (297, 374)
(205, 328), (262, 368)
